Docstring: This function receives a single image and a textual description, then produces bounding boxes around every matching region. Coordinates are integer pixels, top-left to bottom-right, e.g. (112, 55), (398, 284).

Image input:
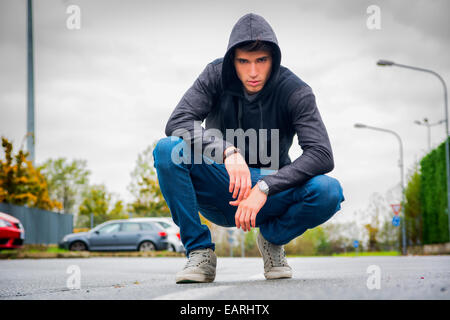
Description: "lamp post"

(27, 0), (35, 165)
(414, 118), (446, 151)
(354, 123), (407, 255)
(377, 59), (450, 243)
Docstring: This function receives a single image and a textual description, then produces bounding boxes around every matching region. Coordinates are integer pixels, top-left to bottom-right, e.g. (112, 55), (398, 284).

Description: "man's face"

(234, 48), (272, 95)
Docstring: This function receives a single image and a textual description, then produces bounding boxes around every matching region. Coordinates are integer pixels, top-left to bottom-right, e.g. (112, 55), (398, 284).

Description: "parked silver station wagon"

(59, 219), (169, 252)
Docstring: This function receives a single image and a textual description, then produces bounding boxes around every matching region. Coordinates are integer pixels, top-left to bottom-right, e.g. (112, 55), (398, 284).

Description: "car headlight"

(0, 220), (12, 228)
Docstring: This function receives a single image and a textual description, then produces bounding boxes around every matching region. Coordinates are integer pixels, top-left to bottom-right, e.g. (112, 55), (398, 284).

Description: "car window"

(157, 221), (172, 229)
(121, 222), (141, 232)
(98, 223), (120, 234)
(140, 223), (155, 231)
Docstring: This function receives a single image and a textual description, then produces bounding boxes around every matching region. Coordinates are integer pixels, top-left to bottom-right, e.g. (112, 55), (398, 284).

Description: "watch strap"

(257, 179), (269, 195)
(223, 147), (240, 161)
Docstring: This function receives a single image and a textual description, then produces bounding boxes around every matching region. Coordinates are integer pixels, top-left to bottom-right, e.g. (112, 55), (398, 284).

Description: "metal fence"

(0, 203), (73, 244)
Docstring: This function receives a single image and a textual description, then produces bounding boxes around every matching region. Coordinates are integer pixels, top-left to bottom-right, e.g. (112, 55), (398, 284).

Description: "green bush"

(285, 227), (330, 256)
(420, 138), (450, 244)
(404, 166), (423, 245)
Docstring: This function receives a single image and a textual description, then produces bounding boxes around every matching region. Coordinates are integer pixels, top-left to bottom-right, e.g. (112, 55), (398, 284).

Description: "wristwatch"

(257, 179), (270, 196)
(223, 147), (240, 161)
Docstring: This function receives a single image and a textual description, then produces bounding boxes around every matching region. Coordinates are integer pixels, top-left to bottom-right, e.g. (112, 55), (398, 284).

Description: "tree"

(0, 137), (61, 211)
(38, 158), (90, 214)
(364, 223), (379, 251)
(77, 184), (128, 227)
(404, 164), (423, 245)
(322, 222), (353, 254)
(127, 142), (170, 217)
(285, 227), (329, 256)
(377, 219), (399, 251)
(361, 193), (384, 251)
(365, 191), (402, 251)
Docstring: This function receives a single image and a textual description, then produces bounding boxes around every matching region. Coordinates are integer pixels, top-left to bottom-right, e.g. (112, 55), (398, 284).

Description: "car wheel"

(70, 241), (87, 251)
(168, 244), (176, 252)
(139, 241), (156, 252)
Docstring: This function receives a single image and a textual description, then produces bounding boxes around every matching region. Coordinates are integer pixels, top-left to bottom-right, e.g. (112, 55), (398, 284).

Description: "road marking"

(152, 285), (232, 300)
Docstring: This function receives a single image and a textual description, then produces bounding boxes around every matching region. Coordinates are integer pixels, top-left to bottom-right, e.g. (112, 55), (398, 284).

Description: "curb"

(0, 251), (185, 259)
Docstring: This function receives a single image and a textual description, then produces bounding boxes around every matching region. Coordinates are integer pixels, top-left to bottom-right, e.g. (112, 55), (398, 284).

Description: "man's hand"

(224, 147), (252, 203)
(230, 185), (267, 232)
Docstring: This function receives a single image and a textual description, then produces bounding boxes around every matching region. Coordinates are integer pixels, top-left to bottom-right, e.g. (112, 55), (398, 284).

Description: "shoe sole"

(264, 271), (293, 280)
(176, 273), (215, 284)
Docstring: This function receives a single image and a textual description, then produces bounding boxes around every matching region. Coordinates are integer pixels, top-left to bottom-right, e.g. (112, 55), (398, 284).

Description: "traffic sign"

(353, 240), (359, 248)
(391, 204), (401, 216)
(392, 215), (400, 227)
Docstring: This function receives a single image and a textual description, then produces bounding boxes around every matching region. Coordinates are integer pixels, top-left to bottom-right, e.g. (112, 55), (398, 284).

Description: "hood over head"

(222, 13), (282, 100)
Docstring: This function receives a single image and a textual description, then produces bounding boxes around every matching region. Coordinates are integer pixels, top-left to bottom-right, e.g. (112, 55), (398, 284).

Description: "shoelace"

(263, 241), (288, 268)
(184, 250), (211, 269)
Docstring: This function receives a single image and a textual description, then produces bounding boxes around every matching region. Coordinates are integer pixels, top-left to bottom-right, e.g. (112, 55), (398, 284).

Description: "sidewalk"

(0, 250), (184, 259)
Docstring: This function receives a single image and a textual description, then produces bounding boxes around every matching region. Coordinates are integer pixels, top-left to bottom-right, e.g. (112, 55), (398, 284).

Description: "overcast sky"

(1, 0), (449, 226)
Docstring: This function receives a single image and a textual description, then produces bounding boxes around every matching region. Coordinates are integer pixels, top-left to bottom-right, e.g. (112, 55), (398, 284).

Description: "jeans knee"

(153, 136), (185, 169)
(328, 177), (344, 210)
(305, 175), (344, 212)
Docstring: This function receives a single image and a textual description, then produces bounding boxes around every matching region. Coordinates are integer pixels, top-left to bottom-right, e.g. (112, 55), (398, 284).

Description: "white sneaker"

(256, 231), (292, 280)
(176, 248), (217, 283)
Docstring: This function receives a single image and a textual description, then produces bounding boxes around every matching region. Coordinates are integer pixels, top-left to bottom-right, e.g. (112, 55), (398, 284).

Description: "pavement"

(0, 255), (449, 300)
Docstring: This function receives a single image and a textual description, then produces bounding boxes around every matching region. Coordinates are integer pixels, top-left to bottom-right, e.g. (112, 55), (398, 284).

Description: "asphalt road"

(0, 256), (449, 300)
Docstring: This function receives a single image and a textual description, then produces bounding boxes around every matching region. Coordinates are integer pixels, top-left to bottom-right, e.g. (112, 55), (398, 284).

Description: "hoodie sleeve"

(260, 86), (334, 196)
(165, 62), (235, 160)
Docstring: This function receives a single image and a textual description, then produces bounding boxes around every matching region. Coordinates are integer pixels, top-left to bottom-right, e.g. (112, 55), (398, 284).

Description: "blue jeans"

(153, 136), (345, 256)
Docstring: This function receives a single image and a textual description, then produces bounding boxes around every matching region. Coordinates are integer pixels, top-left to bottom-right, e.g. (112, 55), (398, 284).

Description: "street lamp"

(377, 59), (450, 243)
(354, 123), (407, 255)
(27, 0), (35, 165)
(414, 118), (445, 151)
(376, 60), (394, 66)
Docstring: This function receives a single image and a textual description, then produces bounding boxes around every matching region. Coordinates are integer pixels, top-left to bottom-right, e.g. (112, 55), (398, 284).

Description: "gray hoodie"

(165, 13), (334, 196)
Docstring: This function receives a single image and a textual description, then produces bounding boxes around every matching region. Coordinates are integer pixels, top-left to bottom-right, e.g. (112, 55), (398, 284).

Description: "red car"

(0, 212), (25, 249)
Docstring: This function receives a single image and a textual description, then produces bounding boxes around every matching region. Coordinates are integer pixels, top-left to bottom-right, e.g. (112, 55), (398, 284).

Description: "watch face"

(258, 181), (269, 194)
